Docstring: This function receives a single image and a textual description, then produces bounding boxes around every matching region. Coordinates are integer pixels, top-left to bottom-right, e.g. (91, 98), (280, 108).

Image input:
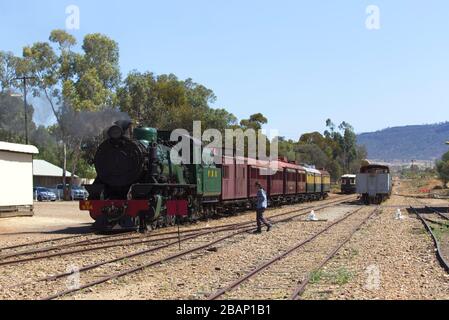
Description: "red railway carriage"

(285, 169), (297, 194)
(221, 156), (248, 201)
(269, 168), (284, 196)
(218, 156), (330, 209)
(281, 161), (301, 195)
(297, 167), (307, 194)
(248, 161), (269, 198)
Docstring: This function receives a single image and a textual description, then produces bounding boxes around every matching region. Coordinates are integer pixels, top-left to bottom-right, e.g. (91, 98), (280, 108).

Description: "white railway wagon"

(356, 165), (392, 205)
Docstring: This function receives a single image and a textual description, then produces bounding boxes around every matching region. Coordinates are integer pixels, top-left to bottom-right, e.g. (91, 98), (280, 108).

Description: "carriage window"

(237, 166), (246, 179)
(223, 166), (230, 179)
(274, 171), (283, 180)
(259, 168), (269, 177)
(251, 168), (258, 179)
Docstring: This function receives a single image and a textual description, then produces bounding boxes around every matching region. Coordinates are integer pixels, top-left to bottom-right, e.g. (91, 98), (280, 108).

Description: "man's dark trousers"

(257, 208), (271, 230)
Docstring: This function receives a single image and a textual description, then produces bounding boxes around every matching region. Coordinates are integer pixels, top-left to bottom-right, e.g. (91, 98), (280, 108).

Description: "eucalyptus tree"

(21, 30), (120, 198)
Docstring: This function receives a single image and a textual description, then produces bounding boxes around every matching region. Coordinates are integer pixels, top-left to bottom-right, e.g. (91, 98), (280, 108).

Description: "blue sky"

(1, 0), (449, 139)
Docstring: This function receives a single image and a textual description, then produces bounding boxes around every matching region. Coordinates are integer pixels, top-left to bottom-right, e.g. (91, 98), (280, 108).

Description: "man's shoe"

(253, 229), (262, 234)
(267, 225), (272, 232)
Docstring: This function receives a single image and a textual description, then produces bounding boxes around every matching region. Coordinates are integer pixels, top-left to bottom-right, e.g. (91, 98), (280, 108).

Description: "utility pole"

(12, 76), (36, 145)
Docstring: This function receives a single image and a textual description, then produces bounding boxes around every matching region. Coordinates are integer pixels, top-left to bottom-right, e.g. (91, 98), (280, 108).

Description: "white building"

(33, 159), (77, 188)
(0, 141), (39, 217)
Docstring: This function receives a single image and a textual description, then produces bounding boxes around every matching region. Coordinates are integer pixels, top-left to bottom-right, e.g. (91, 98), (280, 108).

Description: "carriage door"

(367, 174), (377, 197)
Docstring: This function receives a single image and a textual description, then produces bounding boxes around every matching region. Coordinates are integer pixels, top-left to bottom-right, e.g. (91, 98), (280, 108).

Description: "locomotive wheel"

(150, 219), (160, 231)
(137, 214), (149, 233)
(164, 215), (176, 227)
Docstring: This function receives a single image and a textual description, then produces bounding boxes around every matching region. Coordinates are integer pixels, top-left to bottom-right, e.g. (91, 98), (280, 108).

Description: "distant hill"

(357, 122), (449, 161)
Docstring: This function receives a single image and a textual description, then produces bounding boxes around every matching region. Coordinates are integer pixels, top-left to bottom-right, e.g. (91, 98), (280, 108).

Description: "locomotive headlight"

(108, 125), (124, 140)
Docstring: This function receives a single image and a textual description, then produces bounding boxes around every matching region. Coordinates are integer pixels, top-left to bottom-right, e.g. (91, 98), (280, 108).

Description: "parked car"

(53, 184), (89, 201)
(33, 187), (57, 202)
(71, 185), (89, 200)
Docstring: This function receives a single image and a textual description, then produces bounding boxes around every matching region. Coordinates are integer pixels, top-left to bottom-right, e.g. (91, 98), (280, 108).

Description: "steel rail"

(423, 217), (449, 227)
(7, 208), (317, 289)
(0, 223), (254, 261)
(0, 232), (97, 252)
(0, 195), (355, 260)
(207, 206), (372, 300)
(425, 206), (449, 221)
(0, 227), (236, 267)
(410, 206), (449, 273)
(39, 197), (355, 300)
(16, 198), (348, 290)
(290, 207), (380, 300)
(8, 225), (247, 290)
(41, 228), (254, 300)
(10, 225), (262, 290)
(0, 196), (356, 266)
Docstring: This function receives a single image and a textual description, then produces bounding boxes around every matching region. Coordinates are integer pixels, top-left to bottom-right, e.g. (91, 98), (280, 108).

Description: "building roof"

(0, 141), (39, 155)
(33, 159), (77, 178)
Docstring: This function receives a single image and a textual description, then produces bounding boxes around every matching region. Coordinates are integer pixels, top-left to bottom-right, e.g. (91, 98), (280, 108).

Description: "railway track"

(290, 206), (379, 300)
(0, 232), (97, 251)
(397, 194), (449, 274)
(409, 205), (449, 273)
(207, 206), (380, 300)
(0, 195), (356, 300)
(0, 195), (356, 267)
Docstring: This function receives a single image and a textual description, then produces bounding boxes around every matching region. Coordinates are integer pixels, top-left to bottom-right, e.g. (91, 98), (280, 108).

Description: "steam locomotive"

(80, 121), (330, 232)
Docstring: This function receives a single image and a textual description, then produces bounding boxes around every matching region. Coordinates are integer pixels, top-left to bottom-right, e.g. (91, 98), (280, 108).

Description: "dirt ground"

(0, 202), (94, 247)
(302, 180), (449, 300)
(0, 184), (448, 300)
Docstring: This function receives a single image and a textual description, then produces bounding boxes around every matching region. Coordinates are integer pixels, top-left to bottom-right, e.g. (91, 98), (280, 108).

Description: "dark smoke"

(0, 93), (33, 138)
(60, 105), (131, 139)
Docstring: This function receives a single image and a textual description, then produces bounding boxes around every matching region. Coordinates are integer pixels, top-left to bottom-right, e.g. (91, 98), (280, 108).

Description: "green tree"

(118, 71), (236, 132)
(0, 93), (35, 143)
(0, 51), (24, 92)
(436, 151), (449, 188)
(295, 144), (329, 169)
(239, 113), (268, 131)
(339, 122), (358, 172)
(0, 93), (61, 166)
(18, 31), (120, 198)
(294, 119), (367, 180)
(278, 137), (297, 162)
(63, 33), (120, 111)
(31, 125), (60, 165)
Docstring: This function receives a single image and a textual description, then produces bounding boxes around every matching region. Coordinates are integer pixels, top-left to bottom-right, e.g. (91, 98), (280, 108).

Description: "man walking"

(255, 182), (272, 233)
